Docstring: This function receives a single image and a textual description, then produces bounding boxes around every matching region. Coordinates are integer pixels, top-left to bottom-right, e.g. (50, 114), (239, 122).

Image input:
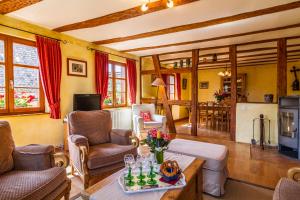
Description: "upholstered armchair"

(67, 110), (139, 189)
(273, 167), (300, 200)
(132, 104), (167, 136)
(0, 121), (71, 200)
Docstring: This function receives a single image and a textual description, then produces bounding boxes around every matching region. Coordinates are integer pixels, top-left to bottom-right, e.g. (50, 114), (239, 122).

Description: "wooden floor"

(67, 126), (300, 198)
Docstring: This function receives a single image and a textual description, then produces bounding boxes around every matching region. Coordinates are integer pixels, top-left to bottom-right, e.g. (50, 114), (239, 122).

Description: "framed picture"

(67, 58), (87, 77)
(200, 81), (209, 89)
(182, 78), (187, 89)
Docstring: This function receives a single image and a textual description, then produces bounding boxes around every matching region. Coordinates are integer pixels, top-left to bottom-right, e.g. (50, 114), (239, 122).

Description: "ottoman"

(167, 139), (228, 196)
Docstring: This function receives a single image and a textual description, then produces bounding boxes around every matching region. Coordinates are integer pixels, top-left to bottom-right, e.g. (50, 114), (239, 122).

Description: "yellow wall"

(0, 15), (139, 146)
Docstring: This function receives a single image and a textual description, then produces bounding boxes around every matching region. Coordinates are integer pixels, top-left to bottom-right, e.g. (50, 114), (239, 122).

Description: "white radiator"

(107, 108), (132, 129)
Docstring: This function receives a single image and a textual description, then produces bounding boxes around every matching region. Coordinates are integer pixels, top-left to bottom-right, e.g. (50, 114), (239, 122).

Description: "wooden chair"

(198, 102), (209, 128)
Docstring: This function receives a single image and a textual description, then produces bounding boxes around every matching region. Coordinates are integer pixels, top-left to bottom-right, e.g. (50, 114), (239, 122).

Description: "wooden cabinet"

(221, 73), (247, 102)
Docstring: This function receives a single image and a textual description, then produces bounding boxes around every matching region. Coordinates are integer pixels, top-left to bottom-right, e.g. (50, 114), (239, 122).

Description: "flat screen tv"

(73, 94), (101, 111)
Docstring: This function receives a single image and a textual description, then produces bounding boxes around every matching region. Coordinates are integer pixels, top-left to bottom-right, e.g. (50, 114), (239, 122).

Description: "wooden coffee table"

(81, 157), (205, 200)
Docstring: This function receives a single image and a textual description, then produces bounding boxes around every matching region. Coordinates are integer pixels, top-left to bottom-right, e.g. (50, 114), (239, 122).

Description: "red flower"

(27, 95), (35, 103)
(0, 94), (4, 99)
(163, 134), (171, 141)
(148, 128), (158, 138)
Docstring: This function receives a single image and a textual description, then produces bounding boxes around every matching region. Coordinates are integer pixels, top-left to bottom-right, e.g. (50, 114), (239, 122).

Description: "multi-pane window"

(103, 61), (127, 107)
(166, 75), (175, 100)
(0, 34), (44, 114)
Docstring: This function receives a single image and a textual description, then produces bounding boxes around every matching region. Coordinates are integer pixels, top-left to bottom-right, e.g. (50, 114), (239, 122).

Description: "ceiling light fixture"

(167, 0), (174, 8)
(141, 2), (149, 12)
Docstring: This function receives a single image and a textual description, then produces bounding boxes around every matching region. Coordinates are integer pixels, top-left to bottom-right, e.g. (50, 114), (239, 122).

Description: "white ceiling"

(6, 0), (300, 57)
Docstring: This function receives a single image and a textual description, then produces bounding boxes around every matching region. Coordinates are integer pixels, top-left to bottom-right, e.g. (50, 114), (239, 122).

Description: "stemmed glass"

(147, 154), (157, 185)
(136, 155), (146, 186)
(124, 154), (135, 187)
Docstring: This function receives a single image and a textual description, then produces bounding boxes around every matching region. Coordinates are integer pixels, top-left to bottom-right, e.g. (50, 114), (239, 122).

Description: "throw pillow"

(140, 111), (152, 122)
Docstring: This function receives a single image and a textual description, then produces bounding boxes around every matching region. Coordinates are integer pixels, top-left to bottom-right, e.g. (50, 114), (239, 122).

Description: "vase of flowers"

(214, 90), (228, 102)
(142, 128), (170, 164)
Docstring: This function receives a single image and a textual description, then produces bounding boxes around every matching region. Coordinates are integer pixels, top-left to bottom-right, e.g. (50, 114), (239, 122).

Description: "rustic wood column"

(191, 49), (199, 136)
(152, 55), (176, 133)
(229, 45), (237, 141)
(277, 38), (287, 98)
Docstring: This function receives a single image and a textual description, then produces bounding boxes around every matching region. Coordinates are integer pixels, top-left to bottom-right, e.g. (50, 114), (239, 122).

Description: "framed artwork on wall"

(182, 78), (187, 89)
(67, 58), (87, 77)
(200, 81), (209, 89)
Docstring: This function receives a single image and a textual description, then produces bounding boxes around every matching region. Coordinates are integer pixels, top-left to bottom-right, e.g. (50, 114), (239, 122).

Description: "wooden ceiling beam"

(53, 0), (199, 32)
(0, 0), (41, 14)
(94, 1), (300, 45)
(122, 22), (300, 53)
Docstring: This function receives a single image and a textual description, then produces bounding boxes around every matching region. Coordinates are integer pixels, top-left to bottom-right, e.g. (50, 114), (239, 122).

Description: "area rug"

(203, 179), (274, 200)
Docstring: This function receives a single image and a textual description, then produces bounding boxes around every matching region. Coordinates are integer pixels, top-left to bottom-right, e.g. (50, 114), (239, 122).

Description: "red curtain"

(36, 36), (62, 119)
(126, 59), (137, 104)
(176, 73), (181, 100)
(95, 51), (109, 105)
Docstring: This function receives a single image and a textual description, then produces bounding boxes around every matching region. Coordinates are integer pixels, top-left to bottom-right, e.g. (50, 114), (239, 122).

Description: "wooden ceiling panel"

(0, 0), (41, 14)
(53, 0), (200, 32)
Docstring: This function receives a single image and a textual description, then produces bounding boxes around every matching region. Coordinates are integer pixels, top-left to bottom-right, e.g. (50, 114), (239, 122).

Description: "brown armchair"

(0, 121), (71, 200)
(273, 167), (300, 200)
(67, 110), (139, 189)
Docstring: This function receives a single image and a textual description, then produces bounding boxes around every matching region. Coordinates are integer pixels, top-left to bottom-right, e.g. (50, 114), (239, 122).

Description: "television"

(73, 94), (101, 111)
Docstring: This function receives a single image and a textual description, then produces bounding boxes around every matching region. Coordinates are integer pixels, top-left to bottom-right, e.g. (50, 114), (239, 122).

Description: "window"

(166, 75), (175, 100)
(103, 61), (127, 107)
(0, 34), (44, 114)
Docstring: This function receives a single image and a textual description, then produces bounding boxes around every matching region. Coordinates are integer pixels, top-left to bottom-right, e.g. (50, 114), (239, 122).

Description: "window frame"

(0, 34), (45, 115)
(166, 74), (176, 100)
(103, 61), (127, 108)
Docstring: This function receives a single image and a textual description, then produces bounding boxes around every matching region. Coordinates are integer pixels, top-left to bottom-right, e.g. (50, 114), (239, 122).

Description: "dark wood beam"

(191, 49), (199, 136)
(277, 38), (288, 98)
(53, 0), (199, 32)
(122, 23), (300, 52)
(94, 1), (300, 45)
(229, 45), (237, 141)
(152, 55), (176, 133)
(0, 0), (41, 14)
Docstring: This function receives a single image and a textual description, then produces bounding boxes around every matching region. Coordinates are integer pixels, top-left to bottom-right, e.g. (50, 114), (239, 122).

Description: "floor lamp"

(151, 77), (166, 114)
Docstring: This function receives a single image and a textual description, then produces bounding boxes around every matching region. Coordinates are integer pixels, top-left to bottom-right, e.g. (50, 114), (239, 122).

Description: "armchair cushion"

(0, 121), (15, 175)
(87, 143), (137, 169)
(13, 144), (55, 171)
(273, 178), (300, 200)
(111, 129), (132, 145)
(0, 167), (67, 200)
(144, 121), (163, 129)
(68, 110), (112, 145)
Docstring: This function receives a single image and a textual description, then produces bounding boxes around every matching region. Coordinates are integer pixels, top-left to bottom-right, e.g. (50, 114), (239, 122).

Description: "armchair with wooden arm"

(67, 110), (139, 189)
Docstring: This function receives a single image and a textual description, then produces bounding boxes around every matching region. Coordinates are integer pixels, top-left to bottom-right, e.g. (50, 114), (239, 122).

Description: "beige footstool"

(167, 139), (228, 196)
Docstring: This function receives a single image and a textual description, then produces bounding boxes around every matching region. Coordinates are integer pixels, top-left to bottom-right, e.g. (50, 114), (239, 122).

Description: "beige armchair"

(273, 167), (300, 200)
(132, 104), (167, 136)
(0, 121), (71, 200)
(67, 110), (139, 189)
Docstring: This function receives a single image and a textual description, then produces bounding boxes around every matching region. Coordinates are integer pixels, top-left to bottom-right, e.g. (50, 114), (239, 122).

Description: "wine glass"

(147, 154), (157, 185)
(124, 154), (135, 186)
(136, 155), (146, 186)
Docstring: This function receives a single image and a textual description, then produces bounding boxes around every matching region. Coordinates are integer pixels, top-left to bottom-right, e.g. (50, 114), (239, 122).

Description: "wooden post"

(191, 49), (199, 136)
(277, 38), (287, 98)
(152, 55), (176, 133)
(229, 45), (237, 141)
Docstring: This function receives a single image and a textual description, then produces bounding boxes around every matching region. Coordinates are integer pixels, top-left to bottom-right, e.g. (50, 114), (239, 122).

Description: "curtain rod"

(0, 24), (68, 44)
(87, 47), (138, 61)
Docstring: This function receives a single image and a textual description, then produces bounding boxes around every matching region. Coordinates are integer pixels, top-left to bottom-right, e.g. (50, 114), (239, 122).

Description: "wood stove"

(279, 96), (300, 159)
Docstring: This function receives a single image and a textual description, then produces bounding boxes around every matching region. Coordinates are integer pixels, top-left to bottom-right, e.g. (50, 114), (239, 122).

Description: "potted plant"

(214, 90), (228, 102)
(141, 128), (170, 164)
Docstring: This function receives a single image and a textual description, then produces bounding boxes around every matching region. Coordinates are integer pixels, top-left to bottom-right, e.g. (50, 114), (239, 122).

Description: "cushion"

(0, 121), (15, 175)
(167, 139), (228, 171)
(0, 167), (67, 200)
(68, 110), (111, 145)
(87, 143), (137, 169)
(140, 111), (152, 122)
(273, 178), (300, 200)
(144, 121), (163, 129)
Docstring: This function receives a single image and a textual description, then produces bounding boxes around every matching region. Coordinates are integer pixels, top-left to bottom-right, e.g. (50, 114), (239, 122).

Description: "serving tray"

(118, 170), (186, 194)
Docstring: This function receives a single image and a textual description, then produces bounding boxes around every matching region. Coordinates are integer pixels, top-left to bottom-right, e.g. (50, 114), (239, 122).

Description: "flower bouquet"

(141, 128), (170, 164)
(214, 90), (228, 102)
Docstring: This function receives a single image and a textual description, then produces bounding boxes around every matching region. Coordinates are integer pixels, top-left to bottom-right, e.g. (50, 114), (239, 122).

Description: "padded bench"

(167, 139), (229, 196)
